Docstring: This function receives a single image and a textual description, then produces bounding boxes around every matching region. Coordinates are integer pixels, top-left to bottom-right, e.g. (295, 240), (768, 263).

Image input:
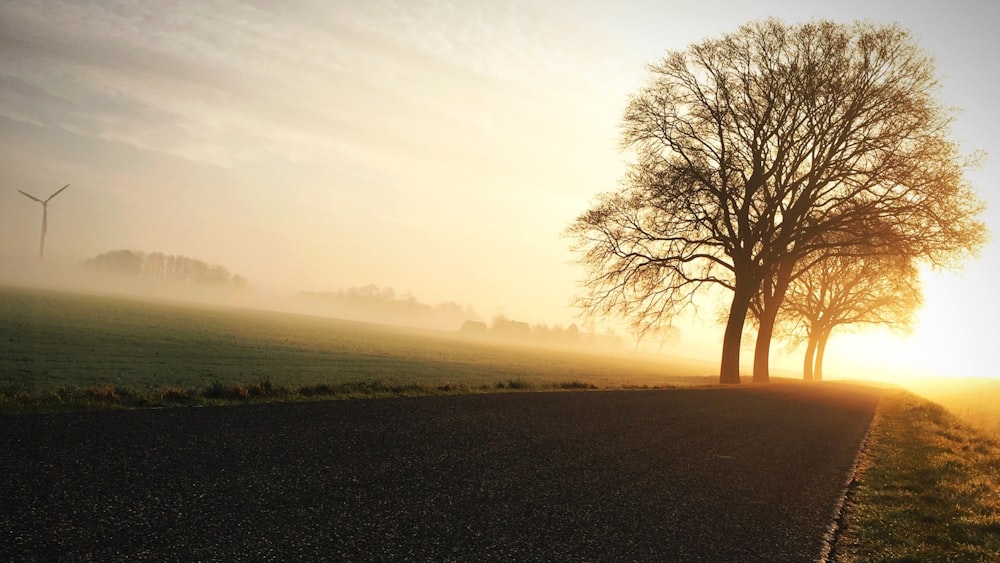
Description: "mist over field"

(0, 253), (256, 309)
(0, 254), (630, 355)
(2, 0), (997, 384)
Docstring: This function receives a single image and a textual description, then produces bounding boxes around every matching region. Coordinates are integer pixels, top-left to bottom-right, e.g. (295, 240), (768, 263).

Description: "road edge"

(815, 390), (881, 563)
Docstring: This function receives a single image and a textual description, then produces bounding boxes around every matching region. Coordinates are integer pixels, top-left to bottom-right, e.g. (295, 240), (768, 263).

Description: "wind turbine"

(18, 184), (70, 258)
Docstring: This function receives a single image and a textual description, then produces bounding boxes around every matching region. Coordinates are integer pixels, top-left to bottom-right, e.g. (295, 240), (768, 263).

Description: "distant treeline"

(462, 316), (624, 350)
(298, 284), (480, 331)
(83, 250), (248, 288)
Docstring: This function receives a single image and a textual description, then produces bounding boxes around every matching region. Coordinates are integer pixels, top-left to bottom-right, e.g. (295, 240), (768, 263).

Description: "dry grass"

(904, 378), (1000, 440)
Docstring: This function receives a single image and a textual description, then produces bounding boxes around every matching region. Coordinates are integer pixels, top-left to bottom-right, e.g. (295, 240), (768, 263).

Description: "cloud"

(3, 9), (527, 176)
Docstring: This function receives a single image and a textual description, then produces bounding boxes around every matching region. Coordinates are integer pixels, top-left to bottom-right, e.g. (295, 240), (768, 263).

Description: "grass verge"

(834, 389), (1000, 562)
(0, 377), (627, 415)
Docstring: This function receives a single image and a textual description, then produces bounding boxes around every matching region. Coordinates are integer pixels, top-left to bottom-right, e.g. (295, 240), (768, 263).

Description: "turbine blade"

(45, 184), (70, 202)
(18, 189), (43, 203)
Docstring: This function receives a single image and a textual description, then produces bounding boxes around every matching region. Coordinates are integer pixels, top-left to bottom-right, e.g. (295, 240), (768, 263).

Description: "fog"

(0, 255), (621, 352)
(2, 0), (997, 380)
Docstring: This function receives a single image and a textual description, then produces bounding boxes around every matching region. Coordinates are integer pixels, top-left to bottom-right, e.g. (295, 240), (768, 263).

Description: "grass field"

(0, 285), (717, 412)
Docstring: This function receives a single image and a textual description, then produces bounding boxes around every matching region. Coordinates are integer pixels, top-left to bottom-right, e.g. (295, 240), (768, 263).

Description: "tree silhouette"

(569, 19), (986, 384)
(777, 249), (922, 381)
(83, 250), (247, 288)
(298, 285), (480, 331)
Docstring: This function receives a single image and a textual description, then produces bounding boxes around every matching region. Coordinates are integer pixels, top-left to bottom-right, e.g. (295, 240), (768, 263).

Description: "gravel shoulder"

(1, 383), (879, 561)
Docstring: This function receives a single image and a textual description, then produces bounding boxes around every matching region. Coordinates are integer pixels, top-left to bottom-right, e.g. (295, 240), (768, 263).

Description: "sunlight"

(900, 268), (994, 379)
(821, 266), (995, 384)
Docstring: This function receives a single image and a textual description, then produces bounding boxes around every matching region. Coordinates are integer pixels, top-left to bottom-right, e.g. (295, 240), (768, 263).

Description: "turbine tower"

(18, 184), (70, 259)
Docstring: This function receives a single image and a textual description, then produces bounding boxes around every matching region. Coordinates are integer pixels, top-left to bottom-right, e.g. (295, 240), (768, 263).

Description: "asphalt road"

(1, 384), (878, 561)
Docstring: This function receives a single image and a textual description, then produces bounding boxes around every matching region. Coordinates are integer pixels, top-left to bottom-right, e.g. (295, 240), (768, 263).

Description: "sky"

(1, 0), (997, 380)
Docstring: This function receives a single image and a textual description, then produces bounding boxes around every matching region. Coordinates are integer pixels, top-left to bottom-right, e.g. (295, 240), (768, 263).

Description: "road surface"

(1, 384), (878, 561)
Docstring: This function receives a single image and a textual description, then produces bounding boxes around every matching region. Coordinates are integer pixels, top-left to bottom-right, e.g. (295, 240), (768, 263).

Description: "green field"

(0, 285), (717, 409)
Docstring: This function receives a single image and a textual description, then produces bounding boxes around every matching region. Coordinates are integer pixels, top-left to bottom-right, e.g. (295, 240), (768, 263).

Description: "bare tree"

(569, 19), (986, 384)
(781, 251), (921, 381)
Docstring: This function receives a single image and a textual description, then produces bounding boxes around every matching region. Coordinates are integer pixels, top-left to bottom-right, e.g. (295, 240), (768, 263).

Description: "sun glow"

(820, 265), (996, 384)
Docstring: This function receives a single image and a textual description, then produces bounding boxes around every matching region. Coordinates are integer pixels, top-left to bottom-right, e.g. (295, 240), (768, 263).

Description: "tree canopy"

(779, 247), (922, 381)
(569, 19), (987, 384)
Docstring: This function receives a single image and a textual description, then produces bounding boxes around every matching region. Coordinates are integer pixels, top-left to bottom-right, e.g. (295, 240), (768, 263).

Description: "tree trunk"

(814, 328), (831, 382)
(802, 333), (817, 382)
(720, 283), (752, 385)
(752, 305), (778, 384)
(752, 259), (794, 383)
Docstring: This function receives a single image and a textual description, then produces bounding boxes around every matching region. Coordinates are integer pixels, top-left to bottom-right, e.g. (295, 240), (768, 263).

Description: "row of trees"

(750, 241), (922, 381)
(570, 19), (987, 383)
(462, 316), (624, 350)
(298, 285), (480, 332)
(83, 250), (248, 288)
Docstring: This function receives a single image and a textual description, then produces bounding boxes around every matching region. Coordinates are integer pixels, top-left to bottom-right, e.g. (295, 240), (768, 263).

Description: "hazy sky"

(2, 0), (997, 379)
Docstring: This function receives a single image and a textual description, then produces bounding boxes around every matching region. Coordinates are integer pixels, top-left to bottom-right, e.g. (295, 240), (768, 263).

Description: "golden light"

(820, 266), (995, 384)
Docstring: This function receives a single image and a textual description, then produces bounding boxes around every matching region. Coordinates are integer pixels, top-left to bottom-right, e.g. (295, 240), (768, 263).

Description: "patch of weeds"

(203, 380), (249, 401)
(46, 386), (73, 402)
(387, 382), (428, 394)
(343, 380), (386, 394)
(81, 384), (122, 404)
(159, 387), (194, 404)
(247, 377), (288, 398)
(557, 380), (597, 390)
(0, 379), (30, 402)
(433, 382), (469, 393)
(0, 379), (36, 413)
(297, 380), (430, 399)
(200, 378), (289, 401)
(299, 383), (337, 397)
(496, 378), (532, 390)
